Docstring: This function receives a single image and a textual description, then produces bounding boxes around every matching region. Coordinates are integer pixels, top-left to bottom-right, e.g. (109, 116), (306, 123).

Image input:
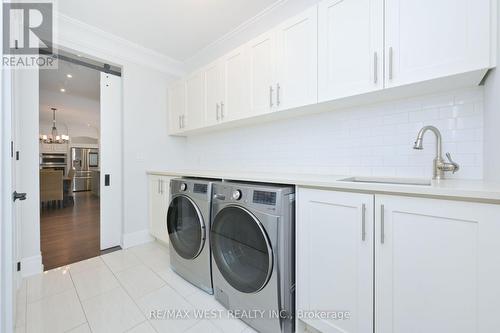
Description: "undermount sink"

(339, 176), (432, 186)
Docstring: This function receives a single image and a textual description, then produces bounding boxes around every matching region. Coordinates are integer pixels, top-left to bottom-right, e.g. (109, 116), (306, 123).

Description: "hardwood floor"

(40, 192), (100, 270)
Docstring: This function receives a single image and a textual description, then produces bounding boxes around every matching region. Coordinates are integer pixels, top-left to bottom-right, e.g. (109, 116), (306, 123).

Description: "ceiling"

(39, 59), (100, 128)
(57, 0), (281, 61)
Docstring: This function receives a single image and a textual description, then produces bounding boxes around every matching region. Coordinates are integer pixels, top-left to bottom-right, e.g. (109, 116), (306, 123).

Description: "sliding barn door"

(100, 73), (123, 250)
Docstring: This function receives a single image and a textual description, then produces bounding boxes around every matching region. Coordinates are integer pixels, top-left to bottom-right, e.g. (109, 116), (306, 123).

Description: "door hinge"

(17, 262), (21, 272)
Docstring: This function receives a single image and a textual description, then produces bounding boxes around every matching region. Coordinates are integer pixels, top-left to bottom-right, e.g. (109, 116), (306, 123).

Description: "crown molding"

(183, 0), (290, 70)
(55, 12), (186, 77)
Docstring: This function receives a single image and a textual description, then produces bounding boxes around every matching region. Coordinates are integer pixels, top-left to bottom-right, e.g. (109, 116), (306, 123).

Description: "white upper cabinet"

(249, 30), (277, 116)
(168, 80), (186, 134)
(318, 0), (384, 101)
(276, 6), (318, 111)
(297, 188), (374, 333)
(168, 1), (496, 135)
(204, 60), (224, 126)
(384, 0), (494, 88)
(185, 70), (205, 130)
(223, 45), (251, 121)
(375, 195), (500, 333)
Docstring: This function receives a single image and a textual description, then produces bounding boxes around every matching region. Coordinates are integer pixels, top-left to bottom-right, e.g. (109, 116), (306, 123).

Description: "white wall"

(184, 88), (484, 180)
(484, 1), (500, 181)
(121, 65), (185, 237)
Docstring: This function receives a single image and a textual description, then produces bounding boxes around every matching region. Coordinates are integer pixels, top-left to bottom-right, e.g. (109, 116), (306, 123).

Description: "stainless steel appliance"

(71, 147), (99, 192)
(211, 181), (295, 333)
(167, 178), (215, 294)
(40, 153), (67, 174)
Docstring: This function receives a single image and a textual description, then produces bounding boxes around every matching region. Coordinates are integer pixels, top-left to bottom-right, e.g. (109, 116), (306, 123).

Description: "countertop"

(147, 170), (500, 203)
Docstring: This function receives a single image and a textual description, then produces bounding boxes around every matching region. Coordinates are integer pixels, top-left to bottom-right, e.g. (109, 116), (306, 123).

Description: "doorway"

(38, 50), (122, 270)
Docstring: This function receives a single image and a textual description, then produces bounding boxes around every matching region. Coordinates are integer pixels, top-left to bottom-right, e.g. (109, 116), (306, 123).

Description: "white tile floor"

(15, 241), (257, 333)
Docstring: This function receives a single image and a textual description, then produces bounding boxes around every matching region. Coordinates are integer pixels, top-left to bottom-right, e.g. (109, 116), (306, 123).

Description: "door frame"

(22, 44), (124, 264)
(1, 51), (15, 333)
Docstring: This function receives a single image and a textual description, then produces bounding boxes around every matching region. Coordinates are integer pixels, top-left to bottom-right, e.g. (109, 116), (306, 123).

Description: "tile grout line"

(67, 267), (93, 333)
(126, 243), (205, 332)
(101, 250), (157, 333)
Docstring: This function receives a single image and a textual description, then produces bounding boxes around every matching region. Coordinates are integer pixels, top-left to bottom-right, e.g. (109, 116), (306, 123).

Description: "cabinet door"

(248, 31), (277, 115)
(318, 0), (383, 102)
(168, 80), (186, 134)
(223, 45), (251, 121)
(385, 0), (492, 88)
(204, 60), (224, 126)
(276, 6), (318, 111)
(185, 70), (205, 129)
(297, 188), (374, 333)
(149, 176), (163, 238)
(375, 195), (500, 333)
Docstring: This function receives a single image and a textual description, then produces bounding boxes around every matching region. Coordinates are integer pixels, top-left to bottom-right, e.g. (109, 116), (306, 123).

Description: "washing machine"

(167, 178), (215, 294)
(211, 181), (295, 333)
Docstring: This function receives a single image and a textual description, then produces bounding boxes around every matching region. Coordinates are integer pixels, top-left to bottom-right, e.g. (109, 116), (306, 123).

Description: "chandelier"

(39, 107), (70, 144)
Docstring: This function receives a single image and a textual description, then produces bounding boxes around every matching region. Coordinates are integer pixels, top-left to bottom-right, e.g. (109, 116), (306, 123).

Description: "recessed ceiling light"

(66, 74), (72, 78)
(77, 54), (82, 57)
(60, 88), (66, 92)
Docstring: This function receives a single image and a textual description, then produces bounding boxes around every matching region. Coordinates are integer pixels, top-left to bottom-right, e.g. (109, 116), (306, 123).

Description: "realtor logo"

(2, 1), (56, 68)
(3, 2), (53, 54)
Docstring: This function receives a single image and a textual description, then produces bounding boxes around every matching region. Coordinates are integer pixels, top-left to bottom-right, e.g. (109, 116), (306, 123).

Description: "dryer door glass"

(167, 195), (205, 260)
(211, 206), (273, 293)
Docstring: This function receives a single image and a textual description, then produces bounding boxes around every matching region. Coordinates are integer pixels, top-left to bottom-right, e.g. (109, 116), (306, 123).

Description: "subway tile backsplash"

(184, 87), (484, 180)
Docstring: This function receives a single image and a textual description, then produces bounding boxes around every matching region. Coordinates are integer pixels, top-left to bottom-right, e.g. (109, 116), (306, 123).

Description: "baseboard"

(21, 254), (43, 277)
(122, 229), (154, 249)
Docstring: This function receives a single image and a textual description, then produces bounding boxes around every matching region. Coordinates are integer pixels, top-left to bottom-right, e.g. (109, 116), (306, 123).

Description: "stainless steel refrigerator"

(71, 147), (99, 192)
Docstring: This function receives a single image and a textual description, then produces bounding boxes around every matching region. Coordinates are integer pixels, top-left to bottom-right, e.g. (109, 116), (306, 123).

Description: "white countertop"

(147, 170), (500, 203)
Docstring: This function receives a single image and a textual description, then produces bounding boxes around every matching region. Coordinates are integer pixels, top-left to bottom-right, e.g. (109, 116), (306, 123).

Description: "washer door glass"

(211, 206), (273, 293)
(167, 195), (205, 260)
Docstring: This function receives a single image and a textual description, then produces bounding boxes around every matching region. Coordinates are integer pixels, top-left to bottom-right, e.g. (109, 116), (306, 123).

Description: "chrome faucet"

(413, 125), (459, 180)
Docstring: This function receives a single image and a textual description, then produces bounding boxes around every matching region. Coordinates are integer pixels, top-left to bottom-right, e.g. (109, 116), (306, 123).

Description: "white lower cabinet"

(297, 188), (374, 333)
(148, 175), (173, 244)
(297, 188), (500, 333)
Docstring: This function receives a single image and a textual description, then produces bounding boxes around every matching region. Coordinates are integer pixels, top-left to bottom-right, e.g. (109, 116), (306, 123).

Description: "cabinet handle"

(361, 203), (366, 241)
(216, 103), (220, 121)
(182, 115), (185, 128)
(157, 179), (161, 194)
(160, 180), (163, 194)
(269, 86), (274, 108)
(220, 102), (224, 119)
(276, 83), (281, 106)
(380, 204), (385, 244)
(388, 47), (394, 80)
(178, 115), (181, 129)
(374, 52), (378, 84)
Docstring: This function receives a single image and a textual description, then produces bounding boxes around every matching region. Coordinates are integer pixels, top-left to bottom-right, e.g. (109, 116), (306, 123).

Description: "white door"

(297, 188), (374, 333)
(1, 65), (16, 333)
(185, 70), (205, 129)
(276, 6), (318, 111)
(223, 45), (251, 121)
(318, 0), (384, 101)
(100, 73), (123, 250)
(204, 61), (224, 126)
(384, 0), (492, 88)
(248, 31), (277, 115)
(375, 195), (500, 333)
(168, 80), (186, 133)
